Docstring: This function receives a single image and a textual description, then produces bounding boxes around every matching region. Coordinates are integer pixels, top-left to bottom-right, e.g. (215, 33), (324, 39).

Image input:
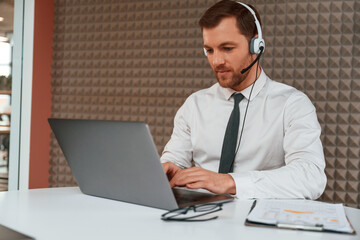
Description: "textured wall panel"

(50, 0), (360, 208)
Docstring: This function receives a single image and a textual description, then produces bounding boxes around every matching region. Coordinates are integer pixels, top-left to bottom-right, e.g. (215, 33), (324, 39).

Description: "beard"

(215, 67), (250, 89)
(213, 57), (253, 90)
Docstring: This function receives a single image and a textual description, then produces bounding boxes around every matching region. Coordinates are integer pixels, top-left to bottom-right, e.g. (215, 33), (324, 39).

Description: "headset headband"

(236, 2), (263, 40)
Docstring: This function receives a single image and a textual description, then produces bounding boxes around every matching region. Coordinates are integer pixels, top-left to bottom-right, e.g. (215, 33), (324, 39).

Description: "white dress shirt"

(160, 69), (327, 200)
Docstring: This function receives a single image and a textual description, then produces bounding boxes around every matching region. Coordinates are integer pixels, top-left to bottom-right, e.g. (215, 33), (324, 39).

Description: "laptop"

(48, 118), (233, 210)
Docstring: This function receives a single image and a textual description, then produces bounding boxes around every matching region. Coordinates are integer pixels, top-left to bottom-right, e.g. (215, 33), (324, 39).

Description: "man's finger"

(186, 181), (207, 190)
(162, 162), (181, 180)
(174, 173), (206, 185)
(176, 166), (202, 174)
(162, 163), (169, 172)
(170, 172), (208, 187)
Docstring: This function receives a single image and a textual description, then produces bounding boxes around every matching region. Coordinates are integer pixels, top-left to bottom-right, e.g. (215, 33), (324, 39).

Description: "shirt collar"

(220, 68), (267, 101)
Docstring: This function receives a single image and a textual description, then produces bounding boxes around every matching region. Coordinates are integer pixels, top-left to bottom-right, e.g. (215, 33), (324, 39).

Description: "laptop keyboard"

(172, 188), (234, 208)
(172, 188), (214, 204)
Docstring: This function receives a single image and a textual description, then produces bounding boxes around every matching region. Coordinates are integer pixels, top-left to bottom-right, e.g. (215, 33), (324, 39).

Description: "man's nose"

(212, 51), (226, 67)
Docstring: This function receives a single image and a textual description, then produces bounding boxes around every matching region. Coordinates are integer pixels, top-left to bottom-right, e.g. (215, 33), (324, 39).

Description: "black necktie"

(219, 93), (244, 173)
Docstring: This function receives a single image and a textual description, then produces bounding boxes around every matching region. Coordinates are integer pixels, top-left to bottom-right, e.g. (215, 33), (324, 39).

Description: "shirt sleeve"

(229, 92), (327, 200)
(160, 97), (194, 169)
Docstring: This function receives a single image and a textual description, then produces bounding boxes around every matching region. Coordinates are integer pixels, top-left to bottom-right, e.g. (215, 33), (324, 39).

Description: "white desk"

(0, 187), (358, 240)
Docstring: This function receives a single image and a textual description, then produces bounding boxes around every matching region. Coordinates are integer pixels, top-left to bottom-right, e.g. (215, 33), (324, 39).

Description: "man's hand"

(169, 167), (236, 195)
(162, 162), (181, 181)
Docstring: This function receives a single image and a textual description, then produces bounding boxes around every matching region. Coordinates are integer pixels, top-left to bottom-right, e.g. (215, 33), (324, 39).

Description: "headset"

(203, 1), (265, 74)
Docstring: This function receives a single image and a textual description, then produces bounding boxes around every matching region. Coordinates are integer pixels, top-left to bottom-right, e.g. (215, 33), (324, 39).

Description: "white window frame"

(8, 0), (34, 190)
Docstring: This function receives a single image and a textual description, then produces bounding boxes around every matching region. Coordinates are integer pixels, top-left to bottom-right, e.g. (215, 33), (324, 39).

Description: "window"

(0, 42), (11, 77)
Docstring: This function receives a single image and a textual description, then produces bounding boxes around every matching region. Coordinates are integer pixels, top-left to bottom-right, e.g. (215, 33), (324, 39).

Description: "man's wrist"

(224, 174), (236, 195)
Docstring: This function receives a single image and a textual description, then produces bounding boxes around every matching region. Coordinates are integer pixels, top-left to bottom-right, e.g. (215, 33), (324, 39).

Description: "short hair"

(199, 0), (262, 42)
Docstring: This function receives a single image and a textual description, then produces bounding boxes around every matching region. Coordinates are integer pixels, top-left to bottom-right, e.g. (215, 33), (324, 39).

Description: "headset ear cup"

(250, 38), (265, 54)
(203, 48), (208, 57)
(250, 37), (257, 54)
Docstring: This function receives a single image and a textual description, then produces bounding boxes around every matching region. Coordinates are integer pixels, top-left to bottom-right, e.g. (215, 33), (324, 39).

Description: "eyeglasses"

(161, 203), (223, 222)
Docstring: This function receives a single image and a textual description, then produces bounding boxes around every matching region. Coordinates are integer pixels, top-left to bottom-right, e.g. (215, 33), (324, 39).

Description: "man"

(161, 0), (326, 199)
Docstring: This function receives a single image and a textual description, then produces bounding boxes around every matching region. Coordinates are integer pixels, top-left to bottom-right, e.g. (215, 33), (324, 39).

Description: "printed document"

(246, 199), (354, 233)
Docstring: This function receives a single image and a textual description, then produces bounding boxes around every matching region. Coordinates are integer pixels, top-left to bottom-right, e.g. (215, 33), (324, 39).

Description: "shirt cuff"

(228, 172), (257, 199)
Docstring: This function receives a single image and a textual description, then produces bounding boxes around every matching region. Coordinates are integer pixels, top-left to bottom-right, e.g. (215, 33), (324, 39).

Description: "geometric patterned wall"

(257, 1), (360, 208)
(50, 0), (360, 208)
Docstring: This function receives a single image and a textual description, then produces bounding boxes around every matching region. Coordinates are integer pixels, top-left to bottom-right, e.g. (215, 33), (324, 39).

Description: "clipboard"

(245, 200), (356, 235)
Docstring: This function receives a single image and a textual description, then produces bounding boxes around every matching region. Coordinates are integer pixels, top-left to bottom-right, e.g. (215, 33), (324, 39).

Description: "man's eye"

(224, 47), (234, 51)
(206, 49), (213, 54)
